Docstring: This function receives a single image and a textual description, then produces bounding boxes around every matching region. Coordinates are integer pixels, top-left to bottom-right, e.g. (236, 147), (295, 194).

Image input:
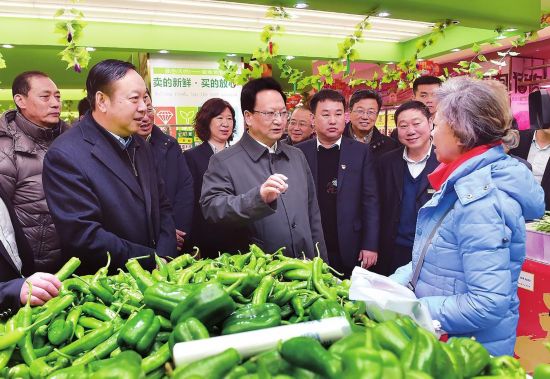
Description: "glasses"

(351, 110), (377, 118)
(253, 110), (289, 121)
(289, 120), (311, 128)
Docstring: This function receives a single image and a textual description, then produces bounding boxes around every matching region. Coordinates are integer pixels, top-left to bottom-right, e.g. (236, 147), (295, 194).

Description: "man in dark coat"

(138, 94), (194, 251)
(510, 128), (550, 210)
(0, 185), (61, 316)
(297, 89), (379, 278)
(43, 59), (176, 274)
(343, 89), (398, 157)
(375, 101), (439, 276)
(201, 77), (327, 260)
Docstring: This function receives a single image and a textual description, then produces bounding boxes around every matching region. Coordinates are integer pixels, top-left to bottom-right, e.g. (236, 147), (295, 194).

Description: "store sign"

(149, 55), (243, 149)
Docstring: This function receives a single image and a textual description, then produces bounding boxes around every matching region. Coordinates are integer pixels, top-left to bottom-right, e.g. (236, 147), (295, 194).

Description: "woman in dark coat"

(184, 99), (248, 258)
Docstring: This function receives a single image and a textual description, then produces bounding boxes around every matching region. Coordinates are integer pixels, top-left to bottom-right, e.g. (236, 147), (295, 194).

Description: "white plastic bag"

(349, 266), (437, 335)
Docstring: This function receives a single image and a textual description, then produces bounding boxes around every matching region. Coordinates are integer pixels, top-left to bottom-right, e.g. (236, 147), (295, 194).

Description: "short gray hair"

(435, 76), (518, 150)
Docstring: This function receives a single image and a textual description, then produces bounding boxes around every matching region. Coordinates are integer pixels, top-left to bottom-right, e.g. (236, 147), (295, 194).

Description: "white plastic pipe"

(172, 316), (352, 367)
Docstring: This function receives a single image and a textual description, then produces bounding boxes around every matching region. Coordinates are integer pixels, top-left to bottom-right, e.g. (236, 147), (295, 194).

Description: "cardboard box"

(515, 258), (550, 372)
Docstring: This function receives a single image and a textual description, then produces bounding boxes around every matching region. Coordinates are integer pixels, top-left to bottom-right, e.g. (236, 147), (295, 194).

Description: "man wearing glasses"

(201, 77), (327, 261)
(283, 106), (314, 145)
(344, 89), (398, 157)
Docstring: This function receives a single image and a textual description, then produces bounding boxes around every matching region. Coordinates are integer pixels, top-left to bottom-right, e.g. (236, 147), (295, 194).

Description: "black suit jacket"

(0, 184), (34, 316)
(510, 129), (550, 210)
(343, 123), (399, 157)
(375, 146), (439, 275)
(184, 143), (248, 257)
(43, 114), (176, 274)
(296, 137), (379, 276)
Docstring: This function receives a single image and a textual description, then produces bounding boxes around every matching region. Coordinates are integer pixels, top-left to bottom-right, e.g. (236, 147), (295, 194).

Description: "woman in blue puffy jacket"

(391, 77), (545, 356)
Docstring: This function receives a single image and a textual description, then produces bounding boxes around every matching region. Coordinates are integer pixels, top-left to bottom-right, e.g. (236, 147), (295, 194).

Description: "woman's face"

(208, 107), (234, 144)
(433, 112), (465, 163)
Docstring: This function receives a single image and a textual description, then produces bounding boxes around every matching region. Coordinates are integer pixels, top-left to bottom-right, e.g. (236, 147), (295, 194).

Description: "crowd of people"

(0, 58), (546, 357)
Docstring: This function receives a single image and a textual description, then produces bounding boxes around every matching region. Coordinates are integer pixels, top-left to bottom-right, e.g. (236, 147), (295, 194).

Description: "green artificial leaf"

(54, 9), (65, 17)
(443, 67), (449, 77)
(260, 30), (271, 43)
(475, 71), (484, 79)
(325, 76), (334, 85)
(453, 67), (464, 74)
(484, 68), (499, 76)
(372, 71), (379, 81)
(397, 80), (408, 90)
(458, 60), (470, 68)
(477, 54), (487, 62)
(469, 61), (482, 71)
(471, 43), (481, 54)
(438, 75), (446, 81)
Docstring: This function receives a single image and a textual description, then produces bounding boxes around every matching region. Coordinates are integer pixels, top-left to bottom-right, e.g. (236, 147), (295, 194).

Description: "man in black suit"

(0, 185), (61, 316)
(43, 59), (176, 274)
(375, 101), (439, 276)
(296, 89), (379, 278)
(343, 89), (398, 157)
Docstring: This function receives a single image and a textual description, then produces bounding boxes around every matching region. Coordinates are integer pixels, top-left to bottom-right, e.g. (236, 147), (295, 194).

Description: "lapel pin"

(341, 165), (346, 170)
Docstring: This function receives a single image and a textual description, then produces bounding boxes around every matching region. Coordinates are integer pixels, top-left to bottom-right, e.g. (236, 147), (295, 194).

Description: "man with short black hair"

(77, 97), (90, 121)
(0, 71), (68, 272)
(344, 89), (398, 157)
(297, 89), (379, 277)
(412, 75), (442, 117)
(375, 100), (438, 275)
(43, 59), (176, 274)
(201, 77), (327, 260)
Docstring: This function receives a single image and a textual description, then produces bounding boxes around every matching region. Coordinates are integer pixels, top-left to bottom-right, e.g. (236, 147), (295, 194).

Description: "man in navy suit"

(296, 89), (379, 278)
(375, 100), (439, 276)
(43, 59), (176, 274)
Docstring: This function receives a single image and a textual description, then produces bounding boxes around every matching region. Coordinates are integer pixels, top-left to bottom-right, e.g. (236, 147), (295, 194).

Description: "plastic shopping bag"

(349, 266), (437, 335)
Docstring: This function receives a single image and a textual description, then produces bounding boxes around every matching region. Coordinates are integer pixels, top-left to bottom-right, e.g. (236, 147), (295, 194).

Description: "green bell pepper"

(279, 337), (340, 379)
(373, 319), (411, 358)
(340, 347), (383, 379)
(448, 337), (490, 378)
(435, 341), (462, 379)
(143, 281), (194, 315)
(222, 303), (281, 335)
(170, 282), (236, 327)
(309, 298), (347, 320)
(169, 317), (209, 351)
(118, 309), (160, 354)
(486, 356), (525, 378)
(534, 363), (550, 379)
(172, 348), (241, 379)
(401, 327), (438, 377)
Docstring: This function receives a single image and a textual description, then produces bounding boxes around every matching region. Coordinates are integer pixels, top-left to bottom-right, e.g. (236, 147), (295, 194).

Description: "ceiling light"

(286, 55), (295, 60)
(451, 48), (461, 52)
(377, 11), (391, 17)
(451, 20), (460, 24)
(504, 28), (517, 32)
(226, 53), (236, 57)
(159, 50), (169, 54)
(294, 2), (308, 9)
(387, 61), (394, 64)
(495, 34), (506, 40)
(2, 44), (13, 48)
(417, 58), (425, 62)
(85, 47), (96, 51)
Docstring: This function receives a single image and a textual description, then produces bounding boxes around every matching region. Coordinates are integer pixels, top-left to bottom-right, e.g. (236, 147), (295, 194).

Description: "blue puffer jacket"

(391, 146), (544, 356)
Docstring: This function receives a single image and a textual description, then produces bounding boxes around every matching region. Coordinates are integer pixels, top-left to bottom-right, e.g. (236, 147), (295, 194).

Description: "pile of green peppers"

(0, 245), (365, 378)
(174, 317), (527, 379)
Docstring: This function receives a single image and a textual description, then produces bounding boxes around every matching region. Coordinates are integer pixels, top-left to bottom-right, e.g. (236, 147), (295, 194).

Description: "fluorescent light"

(1, 44), (13, 48)
(495, 34), (506, 40)
(294, 2), (308, 9)
(505, 28), (517, 32)
(387, 61), (394, 64)
(159, 50), (169, 54)
(377, 11), (391, 17)
(286, 55), (295, 60)
(417, 58), (425, 62)
(226, 53), (236, 57)
(85, 47), (96, 51)
(451, 48), (461, 52)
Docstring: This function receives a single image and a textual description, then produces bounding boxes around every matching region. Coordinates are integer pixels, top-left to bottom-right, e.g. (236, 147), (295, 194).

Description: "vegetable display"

(0, 245), (530, 378)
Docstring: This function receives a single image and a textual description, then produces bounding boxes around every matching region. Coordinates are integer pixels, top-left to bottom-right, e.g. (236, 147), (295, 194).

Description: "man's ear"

(243, 110), (253, 128)
(13, 94), (26, 110)
(95, 91), (109, 113)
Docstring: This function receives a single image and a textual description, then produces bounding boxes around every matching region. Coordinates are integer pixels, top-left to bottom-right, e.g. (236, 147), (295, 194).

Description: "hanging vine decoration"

(449, 29), (538, 80)
(218, 6), (289, 85)
(53, 1), (91, 73)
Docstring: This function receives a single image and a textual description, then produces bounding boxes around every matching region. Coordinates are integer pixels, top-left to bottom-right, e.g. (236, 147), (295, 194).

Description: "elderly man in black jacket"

(201, 78), (327, 260)
(0, 185), (61, 316)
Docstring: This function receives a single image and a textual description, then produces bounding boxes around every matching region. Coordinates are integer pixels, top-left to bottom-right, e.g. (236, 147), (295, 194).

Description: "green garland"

(54, 1), (91, 72)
